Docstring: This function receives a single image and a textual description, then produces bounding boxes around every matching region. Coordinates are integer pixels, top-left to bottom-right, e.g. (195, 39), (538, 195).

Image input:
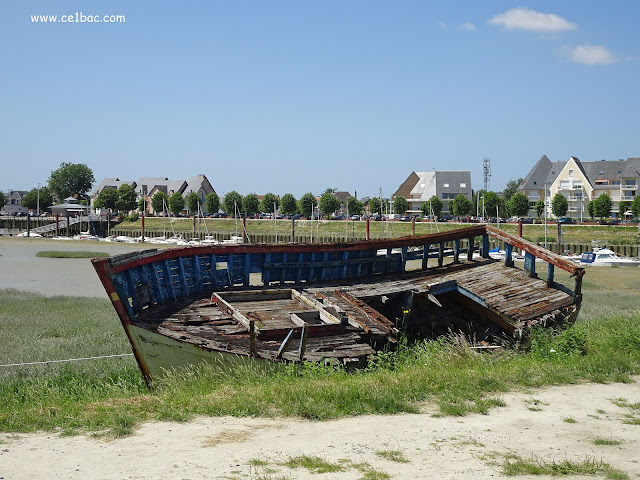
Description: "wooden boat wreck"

(92, 225), (585, 385)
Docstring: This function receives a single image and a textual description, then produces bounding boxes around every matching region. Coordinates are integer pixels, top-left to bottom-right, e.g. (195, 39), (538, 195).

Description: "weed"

(502, 455), (628, 479)
(592, 438), (622, 446)
(563, 417), (577, 423)
(375, 449), (410, 463)
(283, 456), (344, 474)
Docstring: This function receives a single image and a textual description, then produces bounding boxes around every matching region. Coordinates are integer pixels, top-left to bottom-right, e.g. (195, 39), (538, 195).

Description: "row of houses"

(518, 155), (640, 218)
(91, 174), (215, 214)
(392, 171), (473, 214)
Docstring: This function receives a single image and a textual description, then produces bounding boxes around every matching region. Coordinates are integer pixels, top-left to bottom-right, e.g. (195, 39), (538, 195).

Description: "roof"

(91, 178), (135, 197)
(183, 174), (215, 198)
(393, 172), (420, 199)
(409, 172), (437, 201)
(520, 155), (552, 190)
(335, 191), (352, 203)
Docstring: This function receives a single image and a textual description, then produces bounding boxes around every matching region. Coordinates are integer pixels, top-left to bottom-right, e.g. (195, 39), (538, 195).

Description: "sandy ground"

(1, 238), (639, 479)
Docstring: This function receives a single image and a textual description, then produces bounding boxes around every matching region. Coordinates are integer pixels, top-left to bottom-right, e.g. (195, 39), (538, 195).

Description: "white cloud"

(438, 21), (447, 29)
(460, 22), (476, 31)
(567, 44), (617, 65)
(488, 7), (576, 32)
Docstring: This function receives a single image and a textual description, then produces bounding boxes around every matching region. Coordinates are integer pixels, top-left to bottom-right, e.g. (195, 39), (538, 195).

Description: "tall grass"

(1, 268), (639, 437)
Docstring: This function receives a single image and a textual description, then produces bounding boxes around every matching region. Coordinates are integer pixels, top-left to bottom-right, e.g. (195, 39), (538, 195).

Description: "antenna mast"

(483, 157), (491, 193)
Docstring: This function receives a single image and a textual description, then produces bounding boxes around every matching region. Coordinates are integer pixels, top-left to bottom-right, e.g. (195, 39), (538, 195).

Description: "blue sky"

(1, 1), (638, 199)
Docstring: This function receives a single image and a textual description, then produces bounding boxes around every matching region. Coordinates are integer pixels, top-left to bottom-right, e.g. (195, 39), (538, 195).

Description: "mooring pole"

(242, 217), (248, 242)
(366, 217), (370, 240)
(517, 220), (523, 238)
(141, 213), (145, 242)
(291, 217), (295, 242)
(411, 216), (416, 235)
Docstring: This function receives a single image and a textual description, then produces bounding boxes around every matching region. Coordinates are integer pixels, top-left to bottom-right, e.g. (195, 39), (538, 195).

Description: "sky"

(1, 1), (639, 199)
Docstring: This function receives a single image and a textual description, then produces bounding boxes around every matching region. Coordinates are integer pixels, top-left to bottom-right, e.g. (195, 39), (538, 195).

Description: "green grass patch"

(592, 437), (622, 446)
(283, 455), (344, 474)
(503, 455), (628, 479)
(375, 450), (410, 463)
(1, 269), (640, 437)
(36, 251), (109, 258)
(563, 417), (577, 423)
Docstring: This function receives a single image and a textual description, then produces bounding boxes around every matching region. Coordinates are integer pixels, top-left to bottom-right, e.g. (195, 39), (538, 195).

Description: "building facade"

(393, 171), (473, 214)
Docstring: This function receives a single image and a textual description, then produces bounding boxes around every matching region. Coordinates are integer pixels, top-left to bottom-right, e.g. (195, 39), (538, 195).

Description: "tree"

(48, 162), (95, 201)
(93, 188), (119, 210)
(151, 191), (170, 215)
(0, 192), (5, 210)
(260, 193), (280, 213)
(509, 192), (530, 217)
(421, 195), (442, 218)
(368, 197), (382, 216)
(319, 192), (340, 217)
(168, 191), (185, 216)
(631, 196), (640, 219)
(451, 194), (472, 217)
(482, 191), (505, 218)
(298, 193), (316, 217)
(393, 196), (408, 216)
(618, 200), (630, 217)
(346, 197), (363, 216)
(551, 193), (568, 218)
(280, 193), (298, 215)
(185, 192), (202, 215)
(115, 184), (137, 214)
(503, 178), (523, 201)
(594, 193), (612, 219)
(535, 200), (545, 219)
(205, 192), (220, 214)
(242, 193), (260, 215)
(587, 200), (596, 219)
(21, 186), (54, 211)
(223, 191), (243, 216)
(138, 198), (146, 212)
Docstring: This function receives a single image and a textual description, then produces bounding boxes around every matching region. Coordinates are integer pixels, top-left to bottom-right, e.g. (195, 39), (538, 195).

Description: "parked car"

(557, 217), (575, 224)
(351, 215), (360, 221)
(332, 214), (345, 220)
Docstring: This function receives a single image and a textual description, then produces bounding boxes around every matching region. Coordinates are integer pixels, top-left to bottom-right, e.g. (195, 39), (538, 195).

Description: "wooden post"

(365, 218), (370, 240)
(505, 243), (514, 267)
(524, 252), (536, 278)
(66, 214), (70, 237)
(482, 233), (490, 259)
(55, 214), (59, 236)
(546, 263), (555, 287)
(467, 237), (474, 261)
(574, 274), (583, 302)
(27, 214), (31, 236)
(518, 220), (523, 238)
(141, 213), (145, 242)
(291, 218), (295, 241)
(438, 242), (444, 266)
(249, 320), (256, 355)
(557, 222), (562, 254)
(422, 244), (429, 269)
(411, 216), (416, 235)
(453, 239), (460, 263)
(298, 323), (309, 361)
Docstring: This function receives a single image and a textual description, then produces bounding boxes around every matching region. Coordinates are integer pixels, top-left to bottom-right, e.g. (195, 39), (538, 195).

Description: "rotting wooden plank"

(210, 292), (253, 330)
(276, 329), (295, 359)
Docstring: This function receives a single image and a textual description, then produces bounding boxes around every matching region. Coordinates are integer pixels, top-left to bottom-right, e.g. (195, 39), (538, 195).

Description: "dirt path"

(1, 379), (639, 480)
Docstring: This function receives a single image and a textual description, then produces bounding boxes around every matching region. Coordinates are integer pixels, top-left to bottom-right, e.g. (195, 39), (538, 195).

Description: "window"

(443, 183), (449, 188)
(568, 169), (574, 177)
(460, 183), (466, 188)
(441, 193), (456, 200)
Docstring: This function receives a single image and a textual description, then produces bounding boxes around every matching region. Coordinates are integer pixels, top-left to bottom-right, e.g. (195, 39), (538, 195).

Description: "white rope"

(0, 353), (134, 368)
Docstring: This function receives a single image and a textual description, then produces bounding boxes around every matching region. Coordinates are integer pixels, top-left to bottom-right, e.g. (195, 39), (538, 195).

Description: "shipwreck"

(92, 225), (585, 385)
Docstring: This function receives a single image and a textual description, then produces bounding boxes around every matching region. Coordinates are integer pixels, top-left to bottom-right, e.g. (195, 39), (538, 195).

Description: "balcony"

(621, 184), (637, 190)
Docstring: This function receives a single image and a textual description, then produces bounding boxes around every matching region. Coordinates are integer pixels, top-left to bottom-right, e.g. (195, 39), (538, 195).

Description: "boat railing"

(92, 224), (584, 322)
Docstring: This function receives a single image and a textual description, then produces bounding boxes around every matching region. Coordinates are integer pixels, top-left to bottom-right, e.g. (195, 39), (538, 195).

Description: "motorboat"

(577, 248), (640, 266)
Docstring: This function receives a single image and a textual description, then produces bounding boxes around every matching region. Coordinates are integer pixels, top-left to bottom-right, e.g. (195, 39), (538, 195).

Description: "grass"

(1, 266), (640, 437)
(111, 217), (640, 246)
(592, 438), (622, 446)
(563, 417), (577, 423)
(375, 450), (410, 463)
(35, 250), (109, 258)
(502, 455), (628, 479)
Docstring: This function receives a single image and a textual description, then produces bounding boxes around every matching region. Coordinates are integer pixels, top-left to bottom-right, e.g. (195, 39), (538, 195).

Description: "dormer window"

(569, 169), (574, 177)
(443, 183), (449, 188)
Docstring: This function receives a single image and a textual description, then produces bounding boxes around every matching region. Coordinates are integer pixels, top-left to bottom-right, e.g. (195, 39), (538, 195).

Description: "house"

(0, 190), (28, 215)
(518, 156), (640, 218)
(50, 197), (89, 216)
(393, 171), (473, 214)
